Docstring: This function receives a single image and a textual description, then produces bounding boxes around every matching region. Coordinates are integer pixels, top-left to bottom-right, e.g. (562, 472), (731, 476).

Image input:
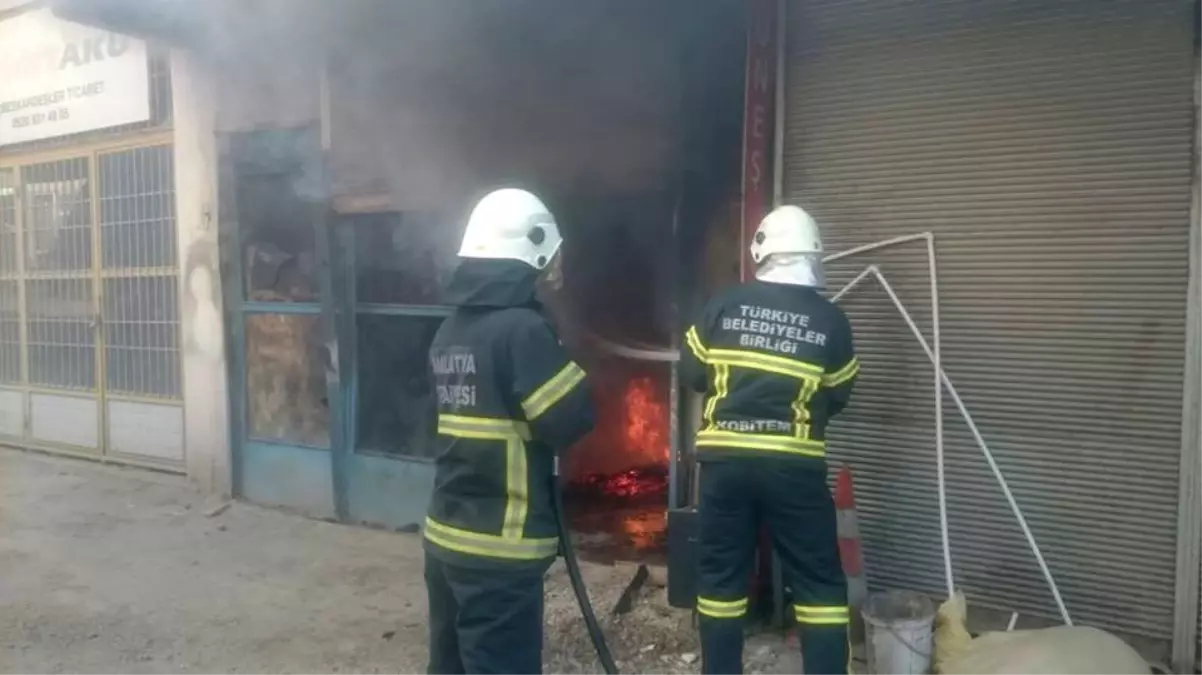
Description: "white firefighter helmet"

(748, 205), (823, 264)
(458, 188), (563, 270)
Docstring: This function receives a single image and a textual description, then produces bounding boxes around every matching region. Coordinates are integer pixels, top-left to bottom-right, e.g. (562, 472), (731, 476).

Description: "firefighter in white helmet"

(424, 188), (595, 674)
(682, 205), (859, 674)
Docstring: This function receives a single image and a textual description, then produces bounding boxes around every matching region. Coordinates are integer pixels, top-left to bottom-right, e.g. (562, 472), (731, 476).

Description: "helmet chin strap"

(755, 253), (824, 288)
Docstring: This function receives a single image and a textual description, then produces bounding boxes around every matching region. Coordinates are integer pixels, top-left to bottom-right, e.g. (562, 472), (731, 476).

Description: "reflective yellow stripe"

(797, 616), (850, 625)
(685, 326), (708, 362)
(707, 347), (824, 381)
(792, 378), (817, 440)
(823, 357), (860, 388)
(795, 605), (849, 615)
(700, 349), (820, 439)
(698, 606), (747, 619)
(702, 364), (730, 430)
(697, 596), (748, 619)
(700, 597), (748, 609)
(501, 438), (527, 539)
(435, 415), (534, 548)
(521, 362), (586, 421)
(438, 414), (530, 441)
(794, 605), (850, 625)
(696, 429), (826, 458)
(423, 517), (558, 560)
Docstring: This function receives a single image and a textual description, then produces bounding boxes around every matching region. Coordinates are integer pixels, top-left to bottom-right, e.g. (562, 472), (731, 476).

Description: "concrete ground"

(0, 449), (805, 674)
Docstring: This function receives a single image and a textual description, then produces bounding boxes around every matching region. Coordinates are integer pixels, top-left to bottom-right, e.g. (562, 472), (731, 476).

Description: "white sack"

(935, 593), (1148, 675)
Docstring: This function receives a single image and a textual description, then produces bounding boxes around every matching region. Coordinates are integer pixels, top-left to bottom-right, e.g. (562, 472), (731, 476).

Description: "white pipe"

(822, 232), (932, 264)
(827, 232), (954, 599)
(1007, 612), (1020, 632)
(833, 264), (954, 600)
(829, 265), (876, 304)
(869, 268), (1072, 626)
(926, 234), (952, 600)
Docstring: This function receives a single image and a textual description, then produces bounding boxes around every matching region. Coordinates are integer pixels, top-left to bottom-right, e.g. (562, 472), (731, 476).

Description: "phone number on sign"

(10, 108), (71, 129)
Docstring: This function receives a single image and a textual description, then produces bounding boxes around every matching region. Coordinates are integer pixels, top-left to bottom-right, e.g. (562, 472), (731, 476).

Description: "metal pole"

(1169, 46), (1201, 673)
(771, 0), (787, 209)
(668, 193), (682, 511)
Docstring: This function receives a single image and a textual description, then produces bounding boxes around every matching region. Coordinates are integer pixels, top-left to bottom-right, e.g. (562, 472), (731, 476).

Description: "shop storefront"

(45, 0), (1201, 667)
(777, 0), (1200, 665)
(147, 0), (747, 542)
(218, 125), (453, 525)
(0, 5), (184, 469)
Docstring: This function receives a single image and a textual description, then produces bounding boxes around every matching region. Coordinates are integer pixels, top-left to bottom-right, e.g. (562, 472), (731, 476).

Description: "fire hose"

(582, 332), (680, 362)
(546, 330), (678, 674)
(552, 457), (620, 674)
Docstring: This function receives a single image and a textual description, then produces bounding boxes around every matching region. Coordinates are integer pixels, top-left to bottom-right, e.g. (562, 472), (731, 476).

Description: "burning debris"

(565, 368), (670, 477)
(573, 466), (669, 500)
(569, 373), (671, 500)
(563, 365), (673, 562)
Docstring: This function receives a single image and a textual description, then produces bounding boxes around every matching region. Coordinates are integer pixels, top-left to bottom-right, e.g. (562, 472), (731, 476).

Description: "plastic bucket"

(862, 590), (935, 674)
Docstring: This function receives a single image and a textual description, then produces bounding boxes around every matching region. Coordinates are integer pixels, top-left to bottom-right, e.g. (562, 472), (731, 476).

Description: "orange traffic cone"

(835, 464), (867, 644)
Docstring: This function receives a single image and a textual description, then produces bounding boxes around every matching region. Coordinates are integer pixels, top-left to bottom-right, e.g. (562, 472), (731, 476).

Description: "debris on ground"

(1, 449), (809, 674)
(543, 559), (697, 674)
(542, 559), (804, 674)
(203, 501), (233, 518)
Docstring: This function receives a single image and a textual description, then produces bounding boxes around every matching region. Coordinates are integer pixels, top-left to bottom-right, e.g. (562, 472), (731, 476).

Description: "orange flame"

(564, 367), (670, 481)
(564, 371), (671, 551)
(622, 375), (668, 463)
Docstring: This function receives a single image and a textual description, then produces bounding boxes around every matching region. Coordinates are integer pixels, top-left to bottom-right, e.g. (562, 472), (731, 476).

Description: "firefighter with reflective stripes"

(682, 205), (859, 674)
(423, 188), (595, 674)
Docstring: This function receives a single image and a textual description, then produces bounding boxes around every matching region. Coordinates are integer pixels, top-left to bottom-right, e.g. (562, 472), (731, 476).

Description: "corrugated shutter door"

(785, 0), (1193, 638)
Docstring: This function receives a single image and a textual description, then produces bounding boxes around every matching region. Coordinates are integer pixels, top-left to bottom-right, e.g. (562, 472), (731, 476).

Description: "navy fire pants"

(424, 552), (547, 674)
(697, 458), (850, 675)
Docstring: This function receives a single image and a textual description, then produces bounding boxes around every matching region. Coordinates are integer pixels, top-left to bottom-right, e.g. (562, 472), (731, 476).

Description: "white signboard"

(0, 8), (150, 146)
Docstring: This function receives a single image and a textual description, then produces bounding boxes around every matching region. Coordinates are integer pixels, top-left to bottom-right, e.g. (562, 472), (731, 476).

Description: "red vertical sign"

(742, 0), (781, 603)
(740, 0), (778, 281)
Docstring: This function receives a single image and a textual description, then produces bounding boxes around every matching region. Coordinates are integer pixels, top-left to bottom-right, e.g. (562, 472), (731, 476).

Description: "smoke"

(52, 0), (734, 288)
(54, 0), (745, 214)
(54, 0), (749, 355)
(167, 0), (738, 205)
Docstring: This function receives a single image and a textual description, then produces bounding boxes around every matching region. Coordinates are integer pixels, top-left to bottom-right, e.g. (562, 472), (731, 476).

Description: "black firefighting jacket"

(424, 259), (595, 569)
(682, 280), (857, 464)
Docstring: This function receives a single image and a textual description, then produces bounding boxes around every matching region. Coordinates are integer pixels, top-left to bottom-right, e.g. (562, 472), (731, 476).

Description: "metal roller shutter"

(784, 0), (1194, 638)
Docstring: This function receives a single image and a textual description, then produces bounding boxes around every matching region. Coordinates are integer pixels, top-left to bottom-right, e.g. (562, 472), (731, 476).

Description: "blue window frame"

(337, 211), (458, 460)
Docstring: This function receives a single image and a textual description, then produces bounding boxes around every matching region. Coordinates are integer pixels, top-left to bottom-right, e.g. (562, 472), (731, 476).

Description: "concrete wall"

(171, 50), (231, 496)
